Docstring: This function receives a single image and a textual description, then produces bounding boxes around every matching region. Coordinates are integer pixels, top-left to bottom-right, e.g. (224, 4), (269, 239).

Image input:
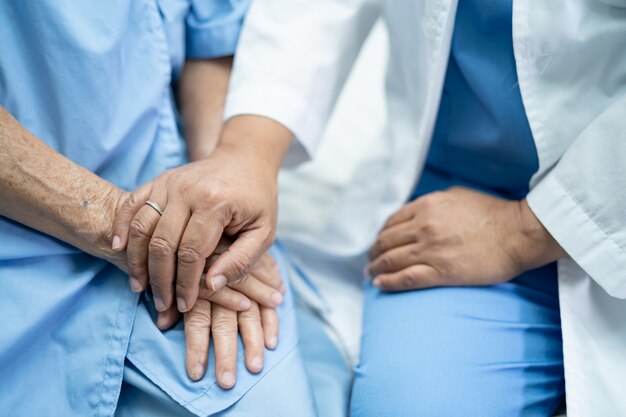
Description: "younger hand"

(110, 144), (279, 314)
(366, 187), (565, 291)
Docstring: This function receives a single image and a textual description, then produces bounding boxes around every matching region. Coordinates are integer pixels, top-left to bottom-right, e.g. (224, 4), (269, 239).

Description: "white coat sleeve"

(527, 95), (626, 298)
(224, 0), (381, 166)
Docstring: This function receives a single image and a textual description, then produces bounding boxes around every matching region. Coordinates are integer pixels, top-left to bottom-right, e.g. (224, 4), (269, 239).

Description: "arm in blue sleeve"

(186, 0), (251, 59)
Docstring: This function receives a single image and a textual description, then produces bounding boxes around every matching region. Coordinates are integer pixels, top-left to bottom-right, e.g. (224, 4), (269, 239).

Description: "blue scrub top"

(0, 2), (299, 417)
(412, 0), (558, 290)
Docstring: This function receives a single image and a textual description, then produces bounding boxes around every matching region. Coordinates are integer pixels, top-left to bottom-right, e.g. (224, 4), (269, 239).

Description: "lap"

(116, 244), (318, 417)
(116, 348), (317, 417)
(351, 272), (565, 417)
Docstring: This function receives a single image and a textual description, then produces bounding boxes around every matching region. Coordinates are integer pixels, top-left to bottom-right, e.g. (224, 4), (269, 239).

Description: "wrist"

(78, 184), (125, 260)
(509, 199), (566, 272)
(218, 115), (292, 177)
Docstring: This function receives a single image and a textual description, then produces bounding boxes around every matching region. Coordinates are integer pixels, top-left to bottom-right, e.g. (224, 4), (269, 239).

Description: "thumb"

(111, 181), (153, 251)
(206, 228), (273, 291)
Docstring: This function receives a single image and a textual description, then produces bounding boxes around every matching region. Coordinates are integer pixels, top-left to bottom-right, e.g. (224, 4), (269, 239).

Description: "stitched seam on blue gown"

(94, 282), (137, 416)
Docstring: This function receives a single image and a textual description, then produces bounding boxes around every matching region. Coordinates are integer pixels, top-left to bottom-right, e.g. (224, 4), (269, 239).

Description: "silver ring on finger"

(144, 199), (164, 216)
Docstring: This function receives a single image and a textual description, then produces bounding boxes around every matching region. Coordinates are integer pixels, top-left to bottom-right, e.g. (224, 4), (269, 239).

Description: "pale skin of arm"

(179, 57), (232, 162)
(0, 58), (290, 387)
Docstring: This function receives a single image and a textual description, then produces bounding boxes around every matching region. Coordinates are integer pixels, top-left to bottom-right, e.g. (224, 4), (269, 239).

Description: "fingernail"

(239, 298), (251, 310)
(191, 363), (204, 380)
(279, 284), (286, 295)
(177, 297), (188, 313)
(251, 356), (263, 372)
(153, 295), (166, 312)
(156, 314), (167, 329)
(111, 235), (121, 251)
(220, 371), (235, 388)
(268, 336), (278, 349)
(129, 277), (142, 293)
(270, 292), (283, 306)
(372, 279), (381, 288)
(210, 275), (227, 291)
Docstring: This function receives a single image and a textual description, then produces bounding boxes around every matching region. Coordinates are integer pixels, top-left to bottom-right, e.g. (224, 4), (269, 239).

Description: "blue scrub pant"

(350, 269), (566, 417)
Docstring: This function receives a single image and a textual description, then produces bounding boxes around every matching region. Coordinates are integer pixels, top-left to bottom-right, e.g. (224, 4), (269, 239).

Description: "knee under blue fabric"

(350, 273), (565, 417)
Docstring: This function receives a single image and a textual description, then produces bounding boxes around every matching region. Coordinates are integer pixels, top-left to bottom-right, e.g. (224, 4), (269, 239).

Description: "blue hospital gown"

(0, 2), (313, 416)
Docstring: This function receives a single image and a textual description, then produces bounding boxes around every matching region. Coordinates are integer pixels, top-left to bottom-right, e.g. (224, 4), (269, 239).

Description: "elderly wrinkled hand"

(156, 244), (282, 389)
(110, 140), (280, 314)
(366, 187), (565, 292)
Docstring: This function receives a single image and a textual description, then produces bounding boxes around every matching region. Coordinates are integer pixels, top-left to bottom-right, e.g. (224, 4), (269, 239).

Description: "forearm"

(0, 106), (122, 260)
(179, 57), (233, 161)
(218, 114), (293, 178)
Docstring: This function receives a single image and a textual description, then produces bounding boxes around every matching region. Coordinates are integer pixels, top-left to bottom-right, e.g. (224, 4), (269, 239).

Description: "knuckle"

(129, 217), (152, 240)
(379, 255), (393, 270)
(408, 244), (421, 258)
(172, 174), (195, 194)
(419, 192), (442, 210)
(149, 236), (175, 258)
(185, 302), (212, 327)
(127, 256), (145, 270)
(212, 315), (237, 334)
(401, 273), (416, 289)
(418, 194), (434, 209)
(122, 190), (140, 210)
(238, 308), (260, 323)
(229, 255), (250, 277)
(420, 220), (441, 236)
(185, 312), (211, 329)
(177, 245), (203, 265)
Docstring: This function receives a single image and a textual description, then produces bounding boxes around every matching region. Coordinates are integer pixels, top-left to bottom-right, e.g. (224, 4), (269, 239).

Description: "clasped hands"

(104, 143), (284, 389)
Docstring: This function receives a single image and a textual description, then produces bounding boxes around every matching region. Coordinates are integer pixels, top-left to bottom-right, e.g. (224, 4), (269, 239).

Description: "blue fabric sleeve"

(185, 0), (251, 59)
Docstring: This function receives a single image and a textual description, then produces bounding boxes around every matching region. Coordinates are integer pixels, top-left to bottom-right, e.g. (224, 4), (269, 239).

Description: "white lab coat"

(225, 0), (626, 415)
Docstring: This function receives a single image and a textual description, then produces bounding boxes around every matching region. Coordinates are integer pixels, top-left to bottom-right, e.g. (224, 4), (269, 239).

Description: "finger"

(238, 303), (264, 373)
(211, 305), (238, 389)
(157, 303), (181, 330)
(148, 203), (192, 313)
(178, 212), (224, 298)
(184, 299), (212, 381)
(368, 222), (418, 261)
(253, 253), (282, 290)
(111, 181), (153, 252)
(231, 276), (283, 308)
(207, 227), (273, 292)
(373, 264), (440, 292)
(199, 284), (252, 311)
(381, 201), (417, 229)
(367, 244), (423, 277)
(127, 196), (165, 297)
(260, 307), (279, 350)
